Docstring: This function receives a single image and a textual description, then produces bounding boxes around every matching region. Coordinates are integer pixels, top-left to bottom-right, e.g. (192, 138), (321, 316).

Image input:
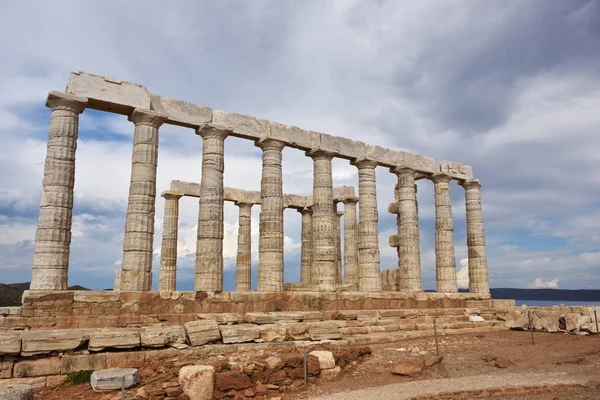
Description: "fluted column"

(113, 270), (122, 291)
(342, 198), (359, 287)
(459, 179), (490, 294)
(308, 150), (337, 291)
(335, 209), (344, 284)
(195, 127), (228, 292)
(236, 202), (253, 291)
(393, 167), (423, 292)
(352, 159), (381, 292)
(299, 207), (313, 285)
(31, 91), (88, 290)
(432, 175), (458, 293)
(158, 191), (183, 292)
(256, 138), (285, 292)
(120, 109), (167, 291)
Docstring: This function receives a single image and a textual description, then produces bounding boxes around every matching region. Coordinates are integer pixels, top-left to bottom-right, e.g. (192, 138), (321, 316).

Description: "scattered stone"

(179, 365), (214, 400)
(481, 355), (497, 362)
(165, 386), (183, 397)
(423, 355), (444, 368)
(321, 366), (341, 379)
(219, 324), (259, 344)
(494, 358), (515, 369)
(184, 320), (221, 346)
(215, 371), (252, 391)
(91, 368), (140, 392)
(265, 356), (284, 371)
(135, 387), (149, 399)
(391, 361), (423, 377)
(469, 315), (485, 322)
(309, 351), (335, 370)
(396, 348), (407, 352)
(0, 384), (34, 400)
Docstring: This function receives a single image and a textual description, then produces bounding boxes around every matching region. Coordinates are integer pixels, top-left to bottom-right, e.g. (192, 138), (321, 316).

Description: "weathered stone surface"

(196, 313), (242, 325)
(257, 324), (287, 342)
(440, 160), (473, 180)
(140, 326), (187, 348)
(91, 368), (140, 392)
(0, 384), (34, 400)
(0, 360), (13, 379)
(321, 366), (341, 379)
(469, 315), (485, 322)
(61, 353), (107, 374)
(88, 330), (140, 352)
(158, 191), (183, 292)
(309, 351), (335, 369)
(0, 333), (21, 355)
(150, 95), (212, 128)
(391, 361), (423, 377)
(309, 326), (342, 341)
(184, 320), (221, 346)
(179, 365), (214, 400)
(14, 357), (61, 378)
(244, 313), (274, 324)
(270, 312), (305, 322)
(235, 202), (253, 291)
(299, 208), (313, 285)
(20, 331), (88, 356)
(219, 324), (259, 344)
(215, 371), (252, 391)
(432, 174), (458, 293)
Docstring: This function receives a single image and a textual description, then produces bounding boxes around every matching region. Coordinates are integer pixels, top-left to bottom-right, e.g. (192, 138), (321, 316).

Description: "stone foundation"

(3, 290), (493, 330)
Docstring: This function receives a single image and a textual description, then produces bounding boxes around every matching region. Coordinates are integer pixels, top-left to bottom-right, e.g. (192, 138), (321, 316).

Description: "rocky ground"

(34, 330), (600, 399)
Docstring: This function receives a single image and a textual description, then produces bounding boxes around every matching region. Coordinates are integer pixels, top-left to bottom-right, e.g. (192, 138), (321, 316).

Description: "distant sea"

(516, 300), (600, 307)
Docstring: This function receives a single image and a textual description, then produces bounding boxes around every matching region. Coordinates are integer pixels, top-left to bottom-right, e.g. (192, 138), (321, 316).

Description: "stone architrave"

(235, 202), (253, 291)
(432, 174), (458, 293)
(299, 207), (313, 285)
(120, 108), (167, 291)
(256, 138), (285, 292)
(158, 191), (183, 292)
(393, 167), (423, 292)
(195, 126), (228, 292)
(352, 159), (382, 292)
(31, 91), (87, 290)
(308, 149), (337, 291)
(335, 209), (344, 284)
(459, 179), (490, 293)
(342, 197), (359, 287)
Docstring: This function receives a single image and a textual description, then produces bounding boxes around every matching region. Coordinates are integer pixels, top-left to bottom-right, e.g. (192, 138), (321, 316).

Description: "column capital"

(128, 108), (167, 128)
(430, 173), (453, 184)
(234, 201), (254, 209)
(342, 196), (359, 205)
(336, 210), (345, 217)
(459, 179), (481, 189)
(196, 125), (229, 140)
(391, 166), (416, 176)
(256, 137), (285, 151)
(161, 190), (184, 200)
(306, 147), (338, 160)
(298, 206), (313, 215)
(46, 91), (88, 113)
(351, 158), (378, 169)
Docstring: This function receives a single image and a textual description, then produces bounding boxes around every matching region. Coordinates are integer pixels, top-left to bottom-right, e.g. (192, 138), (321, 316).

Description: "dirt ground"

(35, 330), (600, 399)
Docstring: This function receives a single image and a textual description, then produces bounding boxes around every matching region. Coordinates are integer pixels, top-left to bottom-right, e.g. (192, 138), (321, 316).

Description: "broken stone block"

(257, 324), (287, 342)
(0, 333), (21, 355)
(184, 320), (221, 346)
(179, 365), (214, 400)
(0, 384), (34, 400)
(244, 312), (274, 324)
(20, 331), (88, 356)
(219, 324), (260, 344)
(309, 326), (342, 341)
(91, 368), (140, 392)
(196, 313), (242, 325)
(390, 361), (423, 377)
(140, 326), (187, 348)
(88, 329), (140, 352)
(321, 366), (341, 379)
(309, 351), (335, 369)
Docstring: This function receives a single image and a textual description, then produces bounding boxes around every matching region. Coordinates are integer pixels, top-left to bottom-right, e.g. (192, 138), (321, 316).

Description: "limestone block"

(283, 323), (310, 341)
(140, 326), (187, 348)
(244, 313), (275, 324)
(170, 180), (201, 197)
(308, 326), (342, 341)
(0, 333), (21, 355)
(269, 312), (305, 322)
(397, 152), (438, 174)
(219, 324), (260, 344)
(20, 331), (88, 356)
(440, 160), (474, 180)
(66, 71), (151, 114)
(91, 368), (140, 392)
(320, 134), (366, 160)
(0, 308), (20, 317)
(0, 384), (34, 400)
(14, 357), (61, 378)
(196, 313), (242, 325)
(257, 325), (287, 342)
(179, 365), (214, 400)
(308, 351), (335, 369)
(301, 311), (324, 321)
(88, 330), (140, 352)
(61, 353), (107, 374)
(184, 320), (221, 346)
(321, 366), (341, 379)
(46, 375), (67, 388)
(0, 360), (13, 379)
(150, 95), (212, 128)
(335, 311), (359, 320)
(270, 122), (319, 150)
(469, 316), (485, 322)
(212, 110), (269, 140)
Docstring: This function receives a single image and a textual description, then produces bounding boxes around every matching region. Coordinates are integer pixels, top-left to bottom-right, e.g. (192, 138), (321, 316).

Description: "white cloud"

(528, 278), (560, 289)
(457, 258), (469, 289)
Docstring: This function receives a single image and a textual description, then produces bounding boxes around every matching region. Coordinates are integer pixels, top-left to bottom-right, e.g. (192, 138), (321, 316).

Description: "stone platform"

(4, 291), (495, 330)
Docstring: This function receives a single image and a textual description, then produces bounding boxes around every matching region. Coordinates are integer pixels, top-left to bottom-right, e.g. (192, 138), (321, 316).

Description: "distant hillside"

(489, 288), (600, 301)
(0, 282), (89, 307)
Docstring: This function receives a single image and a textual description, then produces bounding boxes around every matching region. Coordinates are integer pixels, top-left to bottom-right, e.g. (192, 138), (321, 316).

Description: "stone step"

(344, 325), (506, 345)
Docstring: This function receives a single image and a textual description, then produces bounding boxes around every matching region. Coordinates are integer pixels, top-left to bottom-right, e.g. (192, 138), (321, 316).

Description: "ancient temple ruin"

(28, 70), (489, 314)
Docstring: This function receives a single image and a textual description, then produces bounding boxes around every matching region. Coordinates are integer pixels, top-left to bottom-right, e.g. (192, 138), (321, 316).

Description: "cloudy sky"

(1, 0), (599, 291)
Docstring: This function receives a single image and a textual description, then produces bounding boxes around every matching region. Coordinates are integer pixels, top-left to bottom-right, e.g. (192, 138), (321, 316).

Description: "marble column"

(256, 138), (285, 292)
(236, 202), (253, 291)
(432, 174), (458, 293)
(353, 159), (382, 292)
(195, 127), (228, 292)
(336, 209), (344, 284)
(113, 270), (122, 291)
(459, 179), (490, 294)
(158, 191), (183, 292)
(31, 91), (88, 290)
(299, 207), (313, 285)
(342, 198), (359, 287)
(120, 109), (167, 291)
(308, 150), (337, 291)
(393, 167), (423, 292)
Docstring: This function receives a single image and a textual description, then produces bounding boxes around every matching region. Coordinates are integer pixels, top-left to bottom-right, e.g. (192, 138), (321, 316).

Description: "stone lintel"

(440, 160), (474, 181)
